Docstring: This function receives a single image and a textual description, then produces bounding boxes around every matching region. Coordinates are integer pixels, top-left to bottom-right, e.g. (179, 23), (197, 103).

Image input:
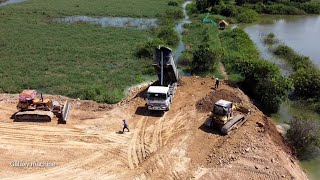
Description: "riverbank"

(243, 15), (320, 180)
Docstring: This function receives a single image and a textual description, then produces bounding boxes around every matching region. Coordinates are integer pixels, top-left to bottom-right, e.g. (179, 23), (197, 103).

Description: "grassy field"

(0, 0), (182, 103)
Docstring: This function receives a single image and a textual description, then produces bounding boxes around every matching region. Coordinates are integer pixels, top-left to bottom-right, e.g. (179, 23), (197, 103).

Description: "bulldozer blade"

(62, 100), (71, 123)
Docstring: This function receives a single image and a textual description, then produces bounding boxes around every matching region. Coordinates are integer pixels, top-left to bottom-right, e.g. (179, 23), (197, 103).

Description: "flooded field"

(0, 0), (29, 6)
(57, 16), (158, 30)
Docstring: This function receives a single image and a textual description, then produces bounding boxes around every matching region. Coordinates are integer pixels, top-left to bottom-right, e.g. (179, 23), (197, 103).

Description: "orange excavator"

(15, 90), (71, 123)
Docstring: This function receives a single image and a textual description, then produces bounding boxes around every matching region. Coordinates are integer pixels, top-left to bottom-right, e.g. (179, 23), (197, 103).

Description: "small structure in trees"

(218, 20), (229, 29)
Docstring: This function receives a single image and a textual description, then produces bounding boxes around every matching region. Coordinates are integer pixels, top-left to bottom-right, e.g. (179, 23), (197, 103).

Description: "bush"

(235, 8), (259, 23)
(178, 52), (193, 66)
(263, 3), (306, 15)
(136, 38), (165, 58)
(273, 45), (314, 71)
(187, 2), (199, 14)
(191, 44), (222, 72)
(292, 68), (320, 99)
(299, 2), (320, 14)
(196, 0), (222, 12)
(286, 117), (320, 160)
(263, 32), (279, 45)
(168, 1), (178, 6)
(220, 5), (238, 17)
(165, 9), (183, 19)
(273, 45), (294, 56)
(291, 0), (311, 3)
(256, 75), (293, 112)
(157, 27), (179, 46)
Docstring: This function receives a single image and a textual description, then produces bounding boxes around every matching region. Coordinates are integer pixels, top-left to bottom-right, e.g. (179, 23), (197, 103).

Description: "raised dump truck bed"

(146, 46), (179, 111)
(153, 46), (179, 84)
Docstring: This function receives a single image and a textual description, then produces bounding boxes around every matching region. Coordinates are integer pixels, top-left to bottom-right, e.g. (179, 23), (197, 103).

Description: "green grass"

(0, 0), (185, 103)
(2, 0), (181, 18)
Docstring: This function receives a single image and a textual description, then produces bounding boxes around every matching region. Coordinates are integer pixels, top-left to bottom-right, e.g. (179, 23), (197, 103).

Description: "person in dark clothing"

(122, 119), (130, 133)
(215, 78), (220, 89)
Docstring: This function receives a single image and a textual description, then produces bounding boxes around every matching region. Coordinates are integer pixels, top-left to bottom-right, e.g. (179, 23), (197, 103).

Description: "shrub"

(196, 0), (222, 12)
(263, 32), (279, 45)
(220, 5), (238, 17)
(187, 2), (199, 14)
(178, 52), (193, 66)
(168, 1), (178, 6)
(191, 44), (222, 72)
(273, 45), (314, 71)
(196, 0), (210, 12)
(136, 38), (165, 58)
(286, 117), (320, 160)
(290, 0), (311, 3)
(299, 2), (320, 14)
(235, 8), (259, 23)
(263, 3), (306, 15)
(256, 75), (293, 112)
(292, 68), (320, 99)
(157, 27), (179, 46)
(165, 9), (183, 19)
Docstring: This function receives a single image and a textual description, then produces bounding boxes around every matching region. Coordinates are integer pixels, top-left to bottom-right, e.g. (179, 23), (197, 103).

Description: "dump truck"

(15, 90), (71, 123)
(145, 46), (179, 111)
(204, 99), (250, 135)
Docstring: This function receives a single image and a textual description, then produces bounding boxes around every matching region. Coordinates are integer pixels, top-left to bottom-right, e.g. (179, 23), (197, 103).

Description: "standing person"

(215, 78), (220, 89)
(122, 119), (130, 133)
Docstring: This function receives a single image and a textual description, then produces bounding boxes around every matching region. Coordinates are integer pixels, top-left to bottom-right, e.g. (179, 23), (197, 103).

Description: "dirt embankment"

(0, 77), (307, 179)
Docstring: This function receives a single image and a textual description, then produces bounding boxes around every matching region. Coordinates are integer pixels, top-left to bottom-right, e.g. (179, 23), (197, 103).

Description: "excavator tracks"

(15, 110), (54, 122)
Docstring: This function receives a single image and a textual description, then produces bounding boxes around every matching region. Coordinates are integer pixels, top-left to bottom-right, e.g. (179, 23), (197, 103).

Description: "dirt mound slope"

(196, 85), (243, 112)
(0, 77), (307, 179)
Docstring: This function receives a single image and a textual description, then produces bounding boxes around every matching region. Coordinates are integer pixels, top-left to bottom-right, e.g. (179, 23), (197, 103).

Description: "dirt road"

(0, 77), (307, 179)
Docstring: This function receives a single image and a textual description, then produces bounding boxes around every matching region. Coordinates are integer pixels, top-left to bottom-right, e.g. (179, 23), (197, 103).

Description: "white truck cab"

(146, 86), (172, 111)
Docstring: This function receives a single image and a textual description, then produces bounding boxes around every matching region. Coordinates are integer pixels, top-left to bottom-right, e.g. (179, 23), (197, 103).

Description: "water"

(244, 26), (292, 77)
(174, 0), (192, 60)
(245, 15), (320, 68)
(0, 0), (29, 6)
(57, 16), (158, 30)
(244, 15), (320, 180)
(174, 0), (192, 76)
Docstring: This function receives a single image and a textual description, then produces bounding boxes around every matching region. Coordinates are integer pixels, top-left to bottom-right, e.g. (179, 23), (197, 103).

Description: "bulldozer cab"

(213, 99), (233, 119)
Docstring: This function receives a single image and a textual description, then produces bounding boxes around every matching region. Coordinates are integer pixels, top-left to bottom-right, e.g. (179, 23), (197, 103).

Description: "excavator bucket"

(61, 100), (71, 123)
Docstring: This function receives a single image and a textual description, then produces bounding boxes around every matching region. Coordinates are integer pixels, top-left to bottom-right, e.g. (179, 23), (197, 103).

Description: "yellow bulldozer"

(15, 90), (71, 123)
(204, 99), (251, 135)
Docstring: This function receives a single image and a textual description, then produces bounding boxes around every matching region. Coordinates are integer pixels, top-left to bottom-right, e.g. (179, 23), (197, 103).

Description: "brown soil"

(0, 77), (307, 179)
